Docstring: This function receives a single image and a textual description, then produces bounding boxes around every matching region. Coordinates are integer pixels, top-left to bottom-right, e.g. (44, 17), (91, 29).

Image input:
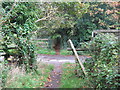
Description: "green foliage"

(81, 33), (119, 88)
(60, 49), (73, 55)
(88, 2), (118, 29)
(36, 2), (89, 42)
(75, 18), (97, 42)
(35, 2), (119, 48)
(1, 2), (38, 70)
(72, 2), (119, 47)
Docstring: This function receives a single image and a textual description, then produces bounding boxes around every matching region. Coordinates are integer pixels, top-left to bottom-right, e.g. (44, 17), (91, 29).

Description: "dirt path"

(37, 54), (91, 88)
(44, 62), (62, 88)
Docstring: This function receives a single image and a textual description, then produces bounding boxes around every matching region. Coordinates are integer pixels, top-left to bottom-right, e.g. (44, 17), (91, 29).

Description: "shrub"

(1, 2), (38, 70)
(81, 33), (119, 88)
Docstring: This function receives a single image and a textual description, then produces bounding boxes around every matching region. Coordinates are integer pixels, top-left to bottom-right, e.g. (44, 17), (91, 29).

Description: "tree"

(35, 2), (89, 49)
(72, 2), (119, 47)
(35, 2), (119, 49)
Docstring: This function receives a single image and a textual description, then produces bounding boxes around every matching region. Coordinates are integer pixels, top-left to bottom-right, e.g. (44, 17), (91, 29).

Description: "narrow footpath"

(37, 54), (91, 88)
(45, 62), (62, 88)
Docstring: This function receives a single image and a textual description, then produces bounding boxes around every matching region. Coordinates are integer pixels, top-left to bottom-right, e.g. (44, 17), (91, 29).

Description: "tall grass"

(1, 62), (53, 88)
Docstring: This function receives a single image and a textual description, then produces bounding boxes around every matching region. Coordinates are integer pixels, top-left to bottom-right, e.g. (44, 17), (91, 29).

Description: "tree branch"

(35, 4), (57, 23)
(35, 16), (49, 23)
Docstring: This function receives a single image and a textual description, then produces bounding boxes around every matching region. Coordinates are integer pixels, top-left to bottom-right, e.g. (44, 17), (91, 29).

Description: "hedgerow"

(81, 33), (119, 88)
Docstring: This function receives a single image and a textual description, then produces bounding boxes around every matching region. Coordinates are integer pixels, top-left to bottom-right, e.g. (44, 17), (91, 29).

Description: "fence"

(32, 38), (50, 48)
(68, 30), (120, 51)
(92, 30), (120, 38)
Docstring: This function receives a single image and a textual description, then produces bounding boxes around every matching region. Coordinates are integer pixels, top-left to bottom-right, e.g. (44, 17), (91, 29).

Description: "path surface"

(37, 54), (91, 63)
(37, 54), (91, 88)
(0, 52), (5, 62)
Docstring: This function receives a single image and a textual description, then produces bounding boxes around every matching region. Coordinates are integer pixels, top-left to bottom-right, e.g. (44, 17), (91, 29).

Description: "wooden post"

(68, 39), (87, 76)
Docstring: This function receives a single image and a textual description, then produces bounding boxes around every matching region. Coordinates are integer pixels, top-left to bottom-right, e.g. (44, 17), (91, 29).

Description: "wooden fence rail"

(92, 30), (120, 37)
(67, 48), (90, 51)
(0, 47), (17, 50)
(0, 47), (17, 57)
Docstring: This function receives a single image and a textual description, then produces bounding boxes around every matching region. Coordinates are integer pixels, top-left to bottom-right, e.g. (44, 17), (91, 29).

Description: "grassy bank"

(60, 63), (91, 88)
(1, 62), (54, 88)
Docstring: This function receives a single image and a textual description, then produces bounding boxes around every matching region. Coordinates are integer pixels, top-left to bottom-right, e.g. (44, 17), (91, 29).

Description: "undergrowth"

(1, 62), (54, 88)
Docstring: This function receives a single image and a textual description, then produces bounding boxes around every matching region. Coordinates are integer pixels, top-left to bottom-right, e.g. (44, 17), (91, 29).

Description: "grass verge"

(36, 47), (73, 55)
(60, 63), (92, 88)
(2, 62), (54, 88)
(36, 48), (56, 55)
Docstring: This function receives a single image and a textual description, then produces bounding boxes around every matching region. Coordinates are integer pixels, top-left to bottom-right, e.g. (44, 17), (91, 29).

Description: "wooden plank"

(93, 30), (120, 33)
(33, 39), (49, 41)
(92, 30), (120, 38)
(67, 48), (89, 51)
(37, 42), (48, 44)
(0, 53), (6, 56)
(0, 47), (17, 50)
(68, 39), (87, 76)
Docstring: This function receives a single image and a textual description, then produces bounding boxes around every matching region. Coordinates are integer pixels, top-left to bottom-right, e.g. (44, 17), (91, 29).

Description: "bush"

(1, 2), (38, 70)
(82, 33), (119, 88)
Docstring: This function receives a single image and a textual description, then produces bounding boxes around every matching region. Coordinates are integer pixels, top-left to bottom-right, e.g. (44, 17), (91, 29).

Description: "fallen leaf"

(57, 81), (59, 83)
(44, 85), (50, 87)
(40, 76), (44, 80)
(47, 77), (51, 82)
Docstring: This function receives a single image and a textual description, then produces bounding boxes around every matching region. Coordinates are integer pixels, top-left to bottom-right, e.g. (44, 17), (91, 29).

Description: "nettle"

(1, 2), (38, 71)
(81, 33), (119, 88)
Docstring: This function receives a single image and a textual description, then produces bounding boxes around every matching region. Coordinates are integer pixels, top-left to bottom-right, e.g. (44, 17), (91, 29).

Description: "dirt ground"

(37, 54), (91, 88)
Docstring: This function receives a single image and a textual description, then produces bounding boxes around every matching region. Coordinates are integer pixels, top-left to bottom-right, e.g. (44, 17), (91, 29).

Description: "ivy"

(1, 2), (38, 71)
